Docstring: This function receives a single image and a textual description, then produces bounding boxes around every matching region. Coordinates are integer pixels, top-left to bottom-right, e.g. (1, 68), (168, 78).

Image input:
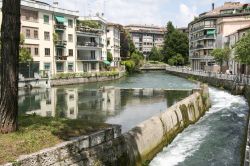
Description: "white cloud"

(176, 3), (197, 27)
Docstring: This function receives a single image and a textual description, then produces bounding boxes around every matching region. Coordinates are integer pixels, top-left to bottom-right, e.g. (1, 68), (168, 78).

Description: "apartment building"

(189, 2), (250, 71)
(124, 25), (165, 57)
(107, 23), (121, 67)
(226, 25), (250, 75)
(76, 16), (108, 73)
(0, 0), (80, 75)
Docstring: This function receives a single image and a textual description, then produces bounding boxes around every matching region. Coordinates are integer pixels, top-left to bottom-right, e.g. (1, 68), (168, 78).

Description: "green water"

(19, 71), (196, 132)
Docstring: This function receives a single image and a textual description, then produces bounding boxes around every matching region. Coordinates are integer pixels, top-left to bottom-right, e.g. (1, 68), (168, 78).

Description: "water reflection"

(19, 88), (191, 132)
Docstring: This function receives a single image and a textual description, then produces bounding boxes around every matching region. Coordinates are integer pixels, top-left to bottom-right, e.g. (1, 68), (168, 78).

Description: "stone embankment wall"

(4, 84), (210, 166)
(50, 71), (126, 87)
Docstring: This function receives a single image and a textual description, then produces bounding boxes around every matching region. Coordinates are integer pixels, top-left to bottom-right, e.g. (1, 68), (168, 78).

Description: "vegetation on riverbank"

(0, 115), (110, 164)
(52, 71), (120, 79)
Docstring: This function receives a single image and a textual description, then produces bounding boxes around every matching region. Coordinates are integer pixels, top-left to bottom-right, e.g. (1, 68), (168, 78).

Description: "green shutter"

(55, 16), (65, 23)
(207, 30), (216, 35)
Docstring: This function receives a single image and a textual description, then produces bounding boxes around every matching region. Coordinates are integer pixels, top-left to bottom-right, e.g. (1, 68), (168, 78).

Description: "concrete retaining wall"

(50, 71), (126, 87)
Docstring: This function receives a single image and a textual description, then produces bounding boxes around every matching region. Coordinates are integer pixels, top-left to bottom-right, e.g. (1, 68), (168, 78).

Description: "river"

(150, 88), (249, 166)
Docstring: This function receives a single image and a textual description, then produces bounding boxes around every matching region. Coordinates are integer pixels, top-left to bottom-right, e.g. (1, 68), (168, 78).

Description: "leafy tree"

(211, 47), (231, 72)
(131, 51), (144, 68)
(168, 54), (185, 66)
(19, 34), (32, 63)
(123, 60), (136, 73)
(107, 52), (113, 63)
(148, 46), (163, 62)
(120, 28), (135, 59)
(0, 0), (21, 133)
(162, 21), (189, 64)
(235, 31), (250, 65)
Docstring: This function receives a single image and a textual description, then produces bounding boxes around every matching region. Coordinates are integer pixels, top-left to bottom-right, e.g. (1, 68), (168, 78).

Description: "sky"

(44, 0), (249, 27)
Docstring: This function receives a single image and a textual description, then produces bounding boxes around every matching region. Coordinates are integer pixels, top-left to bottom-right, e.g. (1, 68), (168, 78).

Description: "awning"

(55, 16), (65, 23)
(207, 30), (216, 35)
(103, 60), (111, 65)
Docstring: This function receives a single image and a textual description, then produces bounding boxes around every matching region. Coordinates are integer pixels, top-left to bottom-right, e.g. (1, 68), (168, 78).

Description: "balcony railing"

(190, 25), (216, 33)
(56, 56), (68, 61)
(190, 44), (215, 50)
(77, 42), (103, 48)
(77, 56), (105, 61)
(55, 40), (67, 48)
(76, 26), (103, 35)
(54, 24), (66, 30)
(190, 35), (215, 41)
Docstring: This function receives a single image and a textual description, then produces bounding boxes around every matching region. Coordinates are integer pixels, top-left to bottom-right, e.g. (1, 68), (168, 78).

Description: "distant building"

(124, 24), (166, 57)
(226, 25), (250, 75)
(107, 23), (121, 67)
(178, 27), (189, 34)
(189, 2), (250, 71)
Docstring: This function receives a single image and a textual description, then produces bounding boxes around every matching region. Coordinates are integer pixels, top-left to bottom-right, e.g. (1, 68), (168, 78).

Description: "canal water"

(19, 71), (195, 132)
(150, 88), (249, 166)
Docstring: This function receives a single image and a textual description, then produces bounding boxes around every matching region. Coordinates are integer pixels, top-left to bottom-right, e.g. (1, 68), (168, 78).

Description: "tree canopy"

(211, 47), (230, 68)
(120, 28), (135, 59)
(148, 46), (163, 62)
(19, 33), (32, 63)
(235, 31), (250, 65)
(162, 21), (189, 65)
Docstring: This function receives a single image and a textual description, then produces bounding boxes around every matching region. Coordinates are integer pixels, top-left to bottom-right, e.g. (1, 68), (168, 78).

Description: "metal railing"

(166, 66), (250, 85)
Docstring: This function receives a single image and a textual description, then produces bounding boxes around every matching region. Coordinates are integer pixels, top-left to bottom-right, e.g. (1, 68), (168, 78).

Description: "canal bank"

(165, 67), (250, 165)
(6, 84), (210, 166)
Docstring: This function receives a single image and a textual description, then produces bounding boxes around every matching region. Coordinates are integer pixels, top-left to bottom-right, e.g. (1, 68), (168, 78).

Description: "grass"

(0, 115), (110, 164)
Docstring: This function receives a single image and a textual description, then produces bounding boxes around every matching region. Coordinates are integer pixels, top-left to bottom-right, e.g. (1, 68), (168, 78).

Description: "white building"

(107, 23), (121, 67)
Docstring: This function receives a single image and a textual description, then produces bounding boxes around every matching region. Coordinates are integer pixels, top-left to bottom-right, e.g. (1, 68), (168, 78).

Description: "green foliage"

(52, 71), (119, 79)
(168, 54), (185, 66)
(162, 21), (189, 64)
(107, 52), (113, 62)
(19, 33), (33, 63)
(77, 20), (101, 29)
(53, 33), (58, 43)
(120, 29), (135, 58)
(235, 31), (250, 64)
(211, 47), (230, 67)
(148, 46), (163, 61)
(122, 60), (136, 73)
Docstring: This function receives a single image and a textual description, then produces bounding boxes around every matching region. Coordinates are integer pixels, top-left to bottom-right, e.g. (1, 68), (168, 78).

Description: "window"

(68, 49), (73, 56)
(26, 47), (31, 54)
(34, 30), (38, 39)
(68, 19), (73, 28)
(68, 34), (73, 42)
(43, 15), (49, 24)
(56, 62), (64, 72)
(91, 63), (96, 70)
(44, 63), (51, 70)
(91, 51), (95, 59)
(34, 48), (39, 56)
(44, 32), (50, 40)
(45, 48), (50, 56)
(26, 29), (30, 38)
(68, 63), (74, 72)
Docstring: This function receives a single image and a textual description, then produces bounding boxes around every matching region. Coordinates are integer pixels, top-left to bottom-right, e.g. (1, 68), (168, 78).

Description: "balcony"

(190, 44), (215, 51)
(190, 35), (215, 41)
(190, 25), (216, 33)
(55, 40), (67, 48)
(77, 41), (103, 50)
(77, 56), (105, 61)
(54, 24), (66, 31)
(56, 56), (68, 61)
(76, 26), (103, 36)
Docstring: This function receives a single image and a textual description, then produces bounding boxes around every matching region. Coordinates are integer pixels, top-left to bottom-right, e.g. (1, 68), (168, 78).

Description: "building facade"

(107, 23), (121, 67)
(226, 25), (250, 75)
(189, 2), (250, 71)
(124, 25), (165, 57)
(0, 0), (121, 77)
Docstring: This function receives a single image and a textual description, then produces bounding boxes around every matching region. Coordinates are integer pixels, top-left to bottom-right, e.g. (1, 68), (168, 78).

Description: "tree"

(168, 54), (185, 66)
(162, 21), (189, 64)
(120, 27), (135, 59)
(107, 52), (113, 63)
(235, 31), (250, 65)
(19, 34), (32, 63)
(0, 0), (21, 133)
(148, 46), (163, 62)
(211, 47), (231, 72)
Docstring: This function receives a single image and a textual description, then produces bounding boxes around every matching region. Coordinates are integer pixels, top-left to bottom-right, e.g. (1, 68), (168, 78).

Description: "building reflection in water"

(19, 87), (191, 132)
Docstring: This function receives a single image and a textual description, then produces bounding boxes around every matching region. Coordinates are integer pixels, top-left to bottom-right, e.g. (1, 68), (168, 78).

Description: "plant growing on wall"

(107, 52), (113, 62)
(53, 33), (59, 43)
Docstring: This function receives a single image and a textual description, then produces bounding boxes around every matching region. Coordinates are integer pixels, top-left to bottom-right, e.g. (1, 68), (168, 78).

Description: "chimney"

(212, 3), (215, 10)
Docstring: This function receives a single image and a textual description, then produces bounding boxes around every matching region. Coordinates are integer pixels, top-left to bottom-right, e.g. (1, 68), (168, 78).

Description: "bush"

(52, 71), (119, 79)
(123, 60), (136, 73)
